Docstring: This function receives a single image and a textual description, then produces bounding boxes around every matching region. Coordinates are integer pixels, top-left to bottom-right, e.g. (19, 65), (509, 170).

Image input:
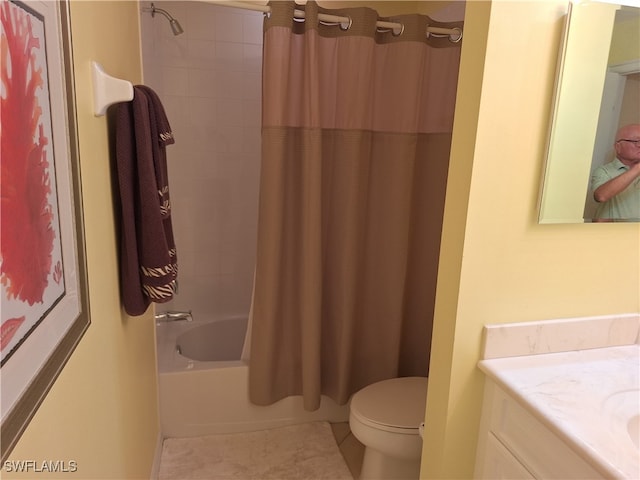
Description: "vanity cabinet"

(474, 380), (604, 479)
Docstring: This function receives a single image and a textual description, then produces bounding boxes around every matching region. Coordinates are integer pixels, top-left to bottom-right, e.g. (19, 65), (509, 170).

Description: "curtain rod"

(205, 1), (463, 41)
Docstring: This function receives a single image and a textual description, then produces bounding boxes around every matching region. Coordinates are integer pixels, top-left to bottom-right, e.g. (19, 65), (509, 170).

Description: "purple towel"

(115, 85), (177, 316)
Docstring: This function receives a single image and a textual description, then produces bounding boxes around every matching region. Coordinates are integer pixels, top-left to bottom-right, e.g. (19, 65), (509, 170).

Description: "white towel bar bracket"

(91, 61), (134, 116)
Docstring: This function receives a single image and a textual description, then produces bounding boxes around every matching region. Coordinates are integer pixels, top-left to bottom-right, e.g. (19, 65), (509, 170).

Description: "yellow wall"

(609, 11), (640, 66)
(422, 1), (640, 478)
(4, 2), (160, 479)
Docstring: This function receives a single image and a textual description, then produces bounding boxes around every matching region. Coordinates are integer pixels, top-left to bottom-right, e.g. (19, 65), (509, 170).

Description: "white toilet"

(349, 376), (428, 480)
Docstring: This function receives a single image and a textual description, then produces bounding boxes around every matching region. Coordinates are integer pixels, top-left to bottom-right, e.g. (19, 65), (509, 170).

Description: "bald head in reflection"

(591, 124), (640, 221)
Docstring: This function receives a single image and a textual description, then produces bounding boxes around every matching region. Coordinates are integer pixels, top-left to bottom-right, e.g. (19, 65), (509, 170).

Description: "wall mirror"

(538, 0), (640, 224)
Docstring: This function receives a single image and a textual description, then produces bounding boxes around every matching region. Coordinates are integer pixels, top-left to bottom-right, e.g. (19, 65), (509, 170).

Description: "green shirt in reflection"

(591, 158), (640, 221)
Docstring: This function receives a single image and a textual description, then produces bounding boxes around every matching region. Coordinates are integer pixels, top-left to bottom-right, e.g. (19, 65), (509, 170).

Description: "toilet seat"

(350, 377), (428, 435)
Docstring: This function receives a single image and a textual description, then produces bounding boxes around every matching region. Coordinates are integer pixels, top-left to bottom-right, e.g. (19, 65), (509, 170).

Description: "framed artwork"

(1, 0), (90, 460)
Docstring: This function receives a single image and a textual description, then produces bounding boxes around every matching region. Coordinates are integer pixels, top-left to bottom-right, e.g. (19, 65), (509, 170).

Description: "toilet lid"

(350, 377), (428, 430)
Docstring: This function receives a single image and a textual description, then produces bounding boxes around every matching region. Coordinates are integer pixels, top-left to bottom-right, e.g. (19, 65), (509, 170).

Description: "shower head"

(147, 3), (184, 36)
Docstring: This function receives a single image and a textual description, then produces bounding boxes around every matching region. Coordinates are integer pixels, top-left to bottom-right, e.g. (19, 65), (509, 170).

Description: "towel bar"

(91, 61), (133, 116)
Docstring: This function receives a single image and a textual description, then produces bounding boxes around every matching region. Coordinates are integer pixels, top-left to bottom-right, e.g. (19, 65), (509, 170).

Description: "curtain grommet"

(340, 16), (352, 31)
(392, 24), (404, 36)
(449, 27), (463, 43)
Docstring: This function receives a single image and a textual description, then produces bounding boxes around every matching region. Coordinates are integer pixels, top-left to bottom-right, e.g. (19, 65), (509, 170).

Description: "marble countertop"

(479, 344), (639, 479)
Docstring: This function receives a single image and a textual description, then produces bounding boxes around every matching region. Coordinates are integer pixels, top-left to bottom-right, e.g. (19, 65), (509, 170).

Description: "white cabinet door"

(478, 433), (535, 480)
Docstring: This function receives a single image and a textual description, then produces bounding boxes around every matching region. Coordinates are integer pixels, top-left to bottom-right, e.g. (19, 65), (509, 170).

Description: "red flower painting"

(1, 2), (66, 358)
(1, 2), (54, 306)
(1, 316), (25, 350)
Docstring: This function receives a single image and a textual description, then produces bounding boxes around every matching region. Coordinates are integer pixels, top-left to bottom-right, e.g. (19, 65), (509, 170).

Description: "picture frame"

(1, 0), (90, 461)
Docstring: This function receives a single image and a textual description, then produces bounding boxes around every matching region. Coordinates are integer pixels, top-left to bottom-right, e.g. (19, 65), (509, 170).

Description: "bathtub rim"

(156, 316), (248, 374)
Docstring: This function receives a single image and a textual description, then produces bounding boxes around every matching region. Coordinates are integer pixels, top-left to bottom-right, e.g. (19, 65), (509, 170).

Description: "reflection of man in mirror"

(591, 124), (640, 221)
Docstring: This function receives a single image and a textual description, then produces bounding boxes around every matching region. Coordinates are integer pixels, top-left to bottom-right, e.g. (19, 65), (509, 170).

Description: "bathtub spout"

(155, 310), (193, 323)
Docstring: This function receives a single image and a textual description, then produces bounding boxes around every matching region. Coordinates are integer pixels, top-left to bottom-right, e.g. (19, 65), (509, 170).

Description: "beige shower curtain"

(249, 1), (462, 411)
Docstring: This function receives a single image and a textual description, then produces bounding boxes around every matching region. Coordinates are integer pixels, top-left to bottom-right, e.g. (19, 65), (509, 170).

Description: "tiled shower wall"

(140, 1), (263, 319)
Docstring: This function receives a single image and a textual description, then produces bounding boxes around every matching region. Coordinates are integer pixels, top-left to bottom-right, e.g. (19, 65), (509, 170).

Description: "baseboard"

(150, 432), (164, 480)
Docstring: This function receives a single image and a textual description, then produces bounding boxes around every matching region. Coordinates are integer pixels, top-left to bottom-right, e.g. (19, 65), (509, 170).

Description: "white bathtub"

(156, 316), (349, 438)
